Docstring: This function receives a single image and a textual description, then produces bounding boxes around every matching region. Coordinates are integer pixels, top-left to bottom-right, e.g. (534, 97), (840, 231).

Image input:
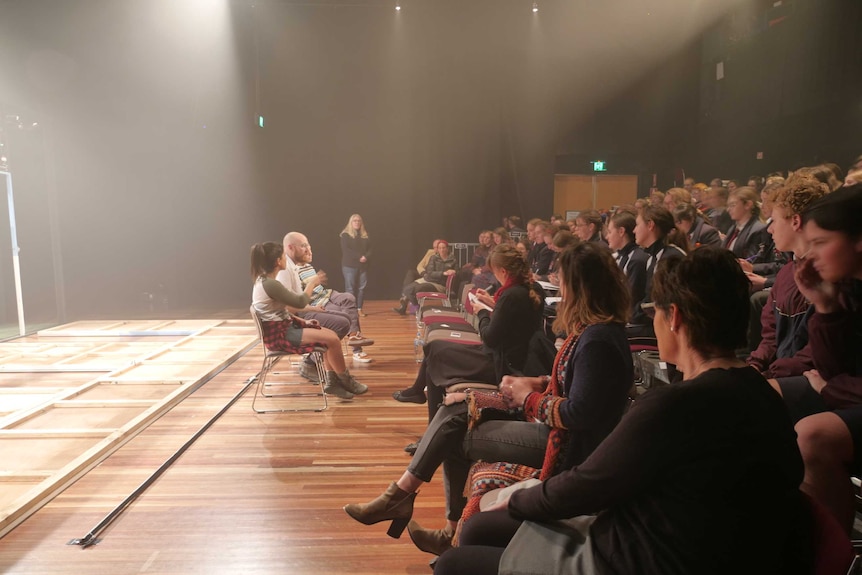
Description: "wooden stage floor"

(0, 302), (445, 574)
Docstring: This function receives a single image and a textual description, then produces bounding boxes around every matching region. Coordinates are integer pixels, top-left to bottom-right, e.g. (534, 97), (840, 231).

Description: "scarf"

(525, 327), (582, 479)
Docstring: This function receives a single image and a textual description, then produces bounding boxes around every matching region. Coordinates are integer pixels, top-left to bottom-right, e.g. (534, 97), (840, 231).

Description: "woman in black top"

(435, 248), (810, 575)
(340, 213), (371, 316)
(393, 245), (544, 419)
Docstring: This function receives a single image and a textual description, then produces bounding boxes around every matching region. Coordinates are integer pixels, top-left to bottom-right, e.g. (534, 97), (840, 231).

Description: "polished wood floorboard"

(0, 302), (447, 574)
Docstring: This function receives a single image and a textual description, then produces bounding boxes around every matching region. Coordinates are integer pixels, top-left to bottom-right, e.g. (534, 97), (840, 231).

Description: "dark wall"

(553, 0), (862, 197)
(692, 0), (862, 180)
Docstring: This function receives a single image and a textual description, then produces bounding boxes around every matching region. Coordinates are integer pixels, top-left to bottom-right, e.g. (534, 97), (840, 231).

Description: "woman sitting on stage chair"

(251, 241), (365, 400)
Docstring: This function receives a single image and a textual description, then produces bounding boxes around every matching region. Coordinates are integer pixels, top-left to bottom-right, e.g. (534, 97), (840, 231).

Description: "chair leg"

(252, 352), (328, 414)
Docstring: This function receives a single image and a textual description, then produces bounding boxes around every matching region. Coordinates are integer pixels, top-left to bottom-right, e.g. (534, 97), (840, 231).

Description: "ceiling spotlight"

(532, 2), (538, 12)
(395, 1), (401, 10)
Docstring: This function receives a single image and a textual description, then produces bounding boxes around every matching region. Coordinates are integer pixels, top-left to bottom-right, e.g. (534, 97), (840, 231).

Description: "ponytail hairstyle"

(641, 205), (676, 240)
(610, 211), (637, 243)
(250, 242), (284, 281)
(729, 186), (763, 222)
(576, 210), (604, 239)
(487, 244), (541, 309)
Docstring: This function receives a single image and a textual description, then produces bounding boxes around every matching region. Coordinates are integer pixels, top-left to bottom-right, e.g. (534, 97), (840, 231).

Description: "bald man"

(279, 232), (375, 367)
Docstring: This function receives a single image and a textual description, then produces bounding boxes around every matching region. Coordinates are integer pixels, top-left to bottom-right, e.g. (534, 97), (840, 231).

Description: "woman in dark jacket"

(394, 240), (458, 314)
(393, 245), (544, 416)
(340, 213), (372, 316)
(673, 203), (721, 249)
(722, 187), (770, 261)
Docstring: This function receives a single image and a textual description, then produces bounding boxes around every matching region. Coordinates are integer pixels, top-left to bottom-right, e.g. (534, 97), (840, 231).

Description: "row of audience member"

(345, 157), (862, 574)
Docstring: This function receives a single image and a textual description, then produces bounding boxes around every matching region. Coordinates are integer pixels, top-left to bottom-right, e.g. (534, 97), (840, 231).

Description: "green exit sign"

(592, 161), (607, 172)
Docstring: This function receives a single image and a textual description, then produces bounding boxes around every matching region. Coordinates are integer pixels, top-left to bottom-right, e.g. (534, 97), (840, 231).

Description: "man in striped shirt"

(284, 232), (375, 364)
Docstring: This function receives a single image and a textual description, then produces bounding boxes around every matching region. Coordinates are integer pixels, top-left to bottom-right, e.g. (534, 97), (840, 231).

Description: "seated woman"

(533, 229), (577, 284)
(672, 203), (721, 249)
(572, 210), (606, 245)
(771, 183), (862, 532)
(473, 228), (512, 290)
(344, 242), (633, 555)
(250, 242), (365, 400)
(626, 205), (687, 345)
(722, 186), (771, 261)
(400, 239), (443, 294)
(437, 247), (810, 575)
(391, 245), (544, 420)
(394, 240), (457, 314)
(605, 211), (648, 323)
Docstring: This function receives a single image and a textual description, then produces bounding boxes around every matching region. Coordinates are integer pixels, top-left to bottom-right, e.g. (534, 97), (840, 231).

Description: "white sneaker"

(352, 351), (373, 363)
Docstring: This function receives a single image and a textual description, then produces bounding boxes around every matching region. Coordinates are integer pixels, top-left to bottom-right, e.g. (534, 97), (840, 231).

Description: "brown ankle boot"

(344, 482), (417, 538)
(407, 520), (455, 555)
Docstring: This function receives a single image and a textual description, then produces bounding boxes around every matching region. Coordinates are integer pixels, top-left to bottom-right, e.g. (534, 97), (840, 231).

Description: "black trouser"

(433, 510), (518, 575)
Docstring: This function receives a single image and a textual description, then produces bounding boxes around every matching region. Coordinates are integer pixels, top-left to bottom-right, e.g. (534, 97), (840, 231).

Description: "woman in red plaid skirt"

(251, 242), (365, 400)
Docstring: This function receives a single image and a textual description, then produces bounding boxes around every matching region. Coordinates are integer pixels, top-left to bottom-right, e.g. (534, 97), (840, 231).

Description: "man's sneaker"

(299, 358), (320, 383)
(339, 371), (368, 395)
(352, 351), (373, 363)
(323, 371), (354, 400)
(347, 333), (375, 347)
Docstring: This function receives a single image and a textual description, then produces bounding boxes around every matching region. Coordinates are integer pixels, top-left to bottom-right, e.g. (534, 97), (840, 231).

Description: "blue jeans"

(342, 266), (367, 310)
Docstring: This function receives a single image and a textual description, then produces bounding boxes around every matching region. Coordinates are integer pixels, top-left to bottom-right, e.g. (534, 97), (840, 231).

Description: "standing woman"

(341, 214), (372, 317)
(251, 242), (364, 400)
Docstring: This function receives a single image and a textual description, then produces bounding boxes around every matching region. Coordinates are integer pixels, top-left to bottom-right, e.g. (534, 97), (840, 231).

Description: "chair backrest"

(459, 282), (474, 310)
(250, 305), (266, 345)
(805, 493), (856, 575)
(445, 272), (456, 297)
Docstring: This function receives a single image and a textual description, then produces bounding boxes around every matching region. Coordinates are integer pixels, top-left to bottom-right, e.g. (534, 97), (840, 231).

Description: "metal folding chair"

(250, 306), (328, 413)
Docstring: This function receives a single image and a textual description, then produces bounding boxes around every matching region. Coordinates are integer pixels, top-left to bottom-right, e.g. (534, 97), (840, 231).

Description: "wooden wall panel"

(554, 174), (639, 214)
